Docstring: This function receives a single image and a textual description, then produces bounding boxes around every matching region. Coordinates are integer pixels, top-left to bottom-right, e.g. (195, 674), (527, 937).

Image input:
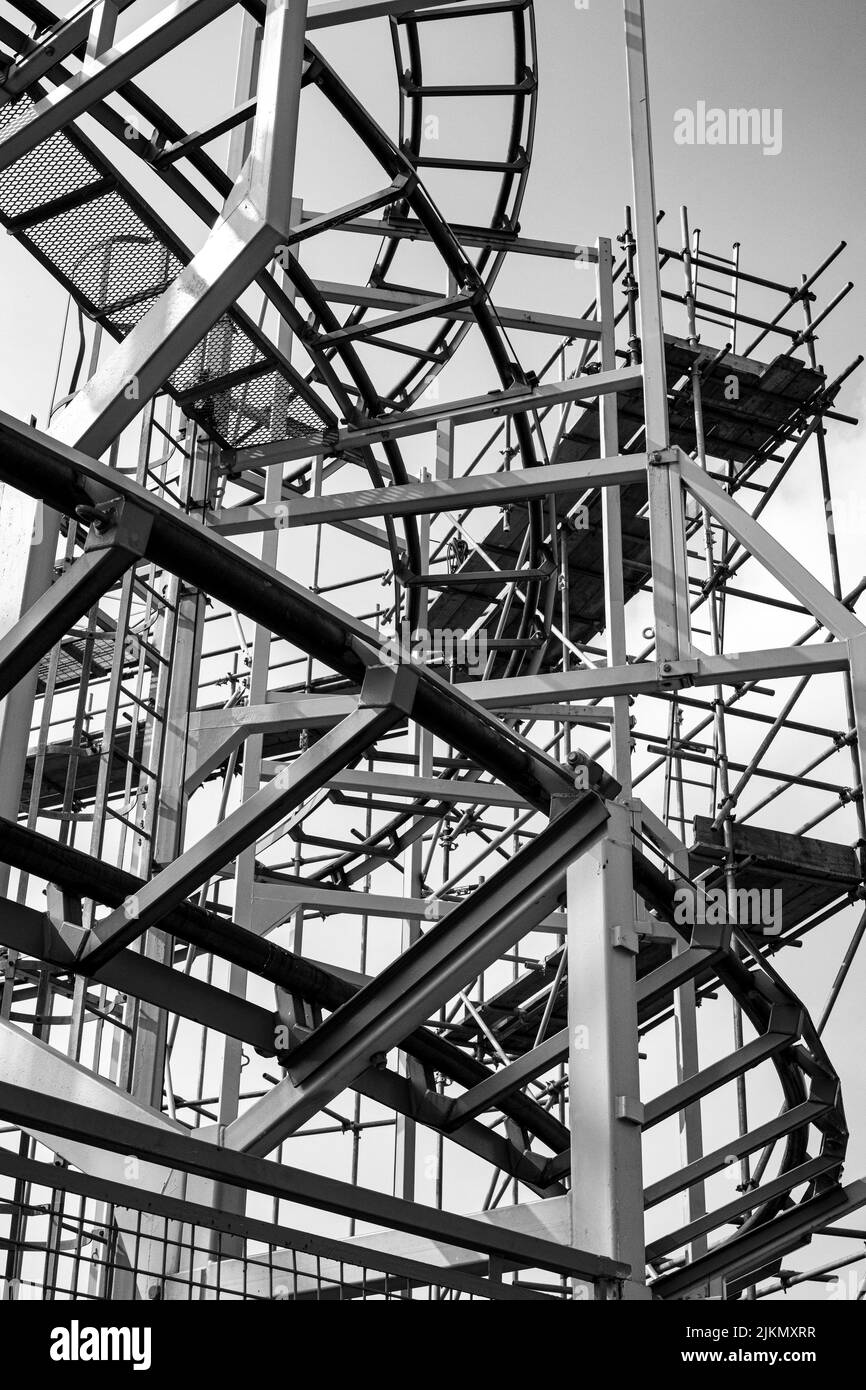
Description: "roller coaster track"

(0, 0), (855, 1298)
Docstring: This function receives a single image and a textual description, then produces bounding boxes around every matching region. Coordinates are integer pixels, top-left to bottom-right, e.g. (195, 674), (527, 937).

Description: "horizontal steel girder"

(0, 1079), (628, 1283)
(0, 1148), (551, 1301)
(226, 367), (641, 469)
(0, 895), (556, 1194)
(0, 410), (587, 812)
(186, 699), (612, 793)
(0, 816), (570, 1158)
(212, 453), (647, 535)
(465, 643), (853, 709)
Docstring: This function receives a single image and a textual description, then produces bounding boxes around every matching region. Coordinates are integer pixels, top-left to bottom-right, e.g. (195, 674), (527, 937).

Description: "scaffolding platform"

(428, 340), (823, 676)
(458, 819), (860, 1060)
(688, 815), (861, 930)
(559, 339), (825, 468)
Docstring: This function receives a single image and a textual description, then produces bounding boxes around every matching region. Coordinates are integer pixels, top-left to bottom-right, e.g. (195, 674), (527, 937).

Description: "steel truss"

(0, 0), (864, 1303)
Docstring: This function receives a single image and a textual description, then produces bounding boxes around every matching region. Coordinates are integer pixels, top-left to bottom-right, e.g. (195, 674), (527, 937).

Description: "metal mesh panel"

(24, 190), (182, 315)
(36, 634), (117, 691)
(0, 1186), (526, 1302)
(0, 96), (103, 221)
(0, 95), (329, 444)
(169, 313), (266, 393)
(186, 367), (329, 449)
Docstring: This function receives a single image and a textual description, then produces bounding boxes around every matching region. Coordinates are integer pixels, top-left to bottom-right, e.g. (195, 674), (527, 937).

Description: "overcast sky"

(1, 0), (864, 1294)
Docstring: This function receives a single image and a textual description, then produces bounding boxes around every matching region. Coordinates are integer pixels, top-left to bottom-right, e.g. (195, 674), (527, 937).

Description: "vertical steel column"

(395, 410), (453, 1200)
(668, 834), (707, 1259)
(800, 276), (866, 875)
(622, 0), (690, 663)
(131, 433), (209, 1108)
(567, 800), (647, 1298)
(393, 476), (436, 1203)
(214, 13), (273, 1185)
(682, 203), (752, 1213)
(199, 1), (308, 1253)
(597, 236), (631, 793)
(0, 495), (59, 896)
(848, 635), (866, 824)
(212, 5), (305, 1238)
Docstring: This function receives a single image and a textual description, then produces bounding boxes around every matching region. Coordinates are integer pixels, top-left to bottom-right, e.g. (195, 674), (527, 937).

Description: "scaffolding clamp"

(656, 657), (700, 691)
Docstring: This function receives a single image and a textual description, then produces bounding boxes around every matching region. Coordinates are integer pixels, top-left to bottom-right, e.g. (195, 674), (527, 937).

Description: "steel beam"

(443, 1028), (569, 1132)
(0, 1078), (628, 1283)
(225, 793), (609, 1152)
(0, 896), (551, 1193)
(298, 208), (596, 261)
(848, 633), (866, 803)
(653, 1177), (866, 1299)
(0, 0), (138, 99)
(0, 895), (276, 1052)
(0, 410), (579, 811)
(312, 278), (602, 339)
(0, 0), (238, 172)
(647, 1157), (838, 1265)
(0, 1019), (180, 1207)
(0, 540), (136, 701)
(212, 453), (647, 535)
(252, 883), (568, 934)
(643, 1007), (803, 1128)
(176, 1195), (574, 1297)
(306, 0), (488, 26)
(0, 1149), (551, 1302)
(680, 453), (866, 642)
(227, 367), (642, 469)
(567, 801), (647, 1296)
(465, 643), (851, 709)
(637, 936), (729, 1021)
(644, 1098), (834, 1209)
(78, 665), (418, 970)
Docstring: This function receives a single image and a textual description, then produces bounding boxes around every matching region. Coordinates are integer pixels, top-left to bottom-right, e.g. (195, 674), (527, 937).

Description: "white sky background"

(2, 0), (866, 1297)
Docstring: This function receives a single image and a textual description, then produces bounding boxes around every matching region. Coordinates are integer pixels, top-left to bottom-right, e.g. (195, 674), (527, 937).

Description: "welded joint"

(273, 987), (319, 1057)
(809, 1074), (842, 1110)
(80, 495), (154, 557)
(43, 885), (88, 964)
(616, 1096), (645, 1126)
(611, 925), (640, 955)
(358, 662), (419, 716)
(769, 1002), (805, 1039)
(688, 918), (732, 952)
(636, 917), (679, 943)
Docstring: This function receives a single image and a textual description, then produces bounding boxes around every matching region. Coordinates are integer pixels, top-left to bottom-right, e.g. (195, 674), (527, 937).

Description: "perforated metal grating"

(0, 101), (330, 448)
(170, 313), (266, 393)
(186, 368), (330, 449)
(0, 96), (102, 221)
(26, 189), (182, 315)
